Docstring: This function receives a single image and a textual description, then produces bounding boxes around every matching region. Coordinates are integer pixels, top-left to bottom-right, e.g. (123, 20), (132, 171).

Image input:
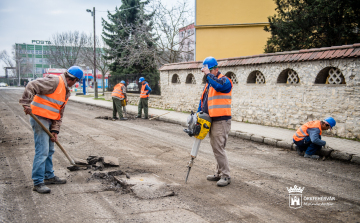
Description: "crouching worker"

(19, 66), (83, 193)
(293, 117), (336, 159)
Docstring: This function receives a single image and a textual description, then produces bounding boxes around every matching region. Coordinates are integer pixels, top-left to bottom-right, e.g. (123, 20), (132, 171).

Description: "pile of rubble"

(67, 155), (119, 171)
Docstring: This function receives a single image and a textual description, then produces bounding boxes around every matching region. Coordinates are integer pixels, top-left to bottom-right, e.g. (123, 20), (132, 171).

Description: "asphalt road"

(0, 89), (359, 223)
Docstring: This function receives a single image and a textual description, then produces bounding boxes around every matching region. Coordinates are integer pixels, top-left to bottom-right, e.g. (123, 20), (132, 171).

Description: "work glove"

(322, 145), (331, 150)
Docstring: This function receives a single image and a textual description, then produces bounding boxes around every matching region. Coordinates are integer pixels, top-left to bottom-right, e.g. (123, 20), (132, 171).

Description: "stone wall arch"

(225, 71), (238, 84)
(202, 75), (207, 84)
(277, 69), (300, 84)
(171, 74), (181, 84)
(185, 73), (196, 84)
(247, 70), (266, 84)
(315, 67), (346, 84)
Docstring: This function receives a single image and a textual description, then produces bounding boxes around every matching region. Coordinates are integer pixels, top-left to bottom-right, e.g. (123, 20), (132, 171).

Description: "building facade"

(15, 40), (56, 80)
(178, 23), (195, 62)
(195, 0), (276, 60)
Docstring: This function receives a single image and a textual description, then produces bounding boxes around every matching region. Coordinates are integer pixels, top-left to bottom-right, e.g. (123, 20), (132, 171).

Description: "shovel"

(29, 113), (87, 170)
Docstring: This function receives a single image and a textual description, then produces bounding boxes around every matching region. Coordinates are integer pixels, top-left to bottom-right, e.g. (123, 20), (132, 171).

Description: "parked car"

(127, 82), (139, 91)
(0, 82), (8, 87)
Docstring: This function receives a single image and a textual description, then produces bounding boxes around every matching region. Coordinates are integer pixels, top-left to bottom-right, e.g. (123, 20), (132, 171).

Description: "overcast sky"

(0, 0), (194, 77)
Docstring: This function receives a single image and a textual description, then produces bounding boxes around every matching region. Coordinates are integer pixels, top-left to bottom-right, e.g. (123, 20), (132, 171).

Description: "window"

(247, 71), (266, 84)
(171, 74), (181, 84)
(185, 74), (196, 84)
(277, 69), (300, 84)
(225, 72), (238, 84)
(315, 67), (346, 84)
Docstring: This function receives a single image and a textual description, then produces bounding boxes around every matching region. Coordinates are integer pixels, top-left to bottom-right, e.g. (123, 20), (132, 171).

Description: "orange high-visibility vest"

(31, 75), (68, 120)
(112, 83), (125, 100)
(140, 83), (149, 98)
(201, 73), (233, 117)
(293, 120), (322, 141)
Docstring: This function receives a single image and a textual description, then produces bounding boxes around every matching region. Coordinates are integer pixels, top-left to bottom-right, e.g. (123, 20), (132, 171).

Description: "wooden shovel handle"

(29, 113), (75, 165)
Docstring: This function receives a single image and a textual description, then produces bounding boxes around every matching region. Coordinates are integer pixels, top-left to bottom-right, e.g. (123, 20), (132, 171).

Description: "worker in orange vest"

(19, 66), (83, 194)
(198, 57), (233, 187)
(137, 77), (152, 119)
(112, 80), (128, 120)
(293, 117), (336, 159)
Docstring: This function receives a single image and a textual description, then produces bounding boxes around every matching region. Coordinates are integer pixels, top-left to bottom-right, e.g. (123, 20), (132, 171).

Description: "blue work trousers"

(293, 136), (322, 155)
(30, 115), (55, 185)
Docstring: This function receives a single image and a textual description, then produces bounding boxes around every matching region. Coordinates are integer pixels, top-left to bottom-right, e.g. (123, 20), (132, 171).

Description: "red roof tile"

(159, 44), (360, 71)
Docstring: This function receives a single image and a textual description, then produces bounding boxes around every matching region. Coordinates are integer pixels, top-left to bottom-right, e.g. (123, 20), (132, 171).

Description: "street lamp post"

(86, 7), (98, 99)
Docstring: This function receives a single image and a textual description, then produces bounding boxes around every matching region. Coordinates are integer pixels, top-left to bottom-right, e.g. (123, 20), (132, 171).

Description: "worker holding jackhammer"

(198, 57), (233, 187)
(112, 80), (128, 121)
(137, 77), (152, 119)
(19, 66), (83, 194)
(293, 117), (336, 159)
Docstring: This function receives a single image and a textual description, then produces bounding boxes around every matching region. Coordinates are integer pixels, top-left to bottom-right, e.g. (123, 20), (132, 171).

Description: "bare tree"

(79, 34), (111, 95)
(13, 45), (33, 80)
(0, 47), (32, 85)
(48, 31), (87, 69)
(150, 0), (195, 65)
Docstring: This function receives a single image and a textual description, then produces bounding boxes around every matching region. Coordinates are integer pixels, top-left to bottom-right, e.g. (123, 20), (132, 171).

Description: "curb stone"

(276, 141), (292, 150)
(251, 135), (264, 143)
(237, 132), (252, 140)
(264, 138), (278, 147)
(318, 147), (333, 157)
(330, 150), (352, 161)
(350, 155), (360, 164)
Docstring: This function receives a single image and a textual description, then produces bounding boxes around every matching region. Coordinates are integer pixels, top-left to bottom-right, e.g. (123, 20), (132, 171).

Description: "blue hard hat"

(324, 117), (336, 128)
(139, 77), (145, 82)
(67, 66), (83, 80)
(120, 80), (125, 84)
(202, 56), (218, 70)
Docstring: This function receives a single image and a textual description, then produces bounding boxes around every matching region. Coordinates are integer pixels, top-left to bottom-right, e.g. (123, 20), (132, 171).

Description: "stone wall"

(159, 58), (360, 139)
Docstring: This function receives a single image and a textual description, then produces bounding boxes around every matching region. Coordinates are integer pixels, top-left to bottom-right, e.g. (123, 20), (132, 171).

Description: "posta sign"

(32, 40), (51, 44)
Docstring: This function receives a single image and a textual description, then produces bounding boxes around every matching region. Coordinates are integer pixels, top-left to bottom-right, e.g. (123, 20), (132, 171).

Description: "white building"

(178, 23), (195, 62)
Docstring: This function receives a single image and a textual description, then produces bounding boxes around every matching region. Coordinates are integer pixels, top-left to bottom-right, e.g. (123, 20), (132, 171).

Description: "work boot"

(142, 117), (148, 119)
(295, 146), (304, 156)
(120, 117), (128, 120)
(217, 177), (231, 187)
(33, 183), (51, 194)
(304, 153), (320, 159)
(136, 116), (141, 118)
(112, 117), (118, 121)
(206, 174), (221, 181)
(44, 176), (67, 185)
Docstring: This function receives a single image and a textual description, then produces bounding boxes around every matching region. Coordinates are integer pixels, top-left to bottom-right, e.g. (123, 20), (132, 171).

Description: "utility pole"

(17, 44), (21, 86)
(93, 7), (98, 98)
(87, 7), (98, 98)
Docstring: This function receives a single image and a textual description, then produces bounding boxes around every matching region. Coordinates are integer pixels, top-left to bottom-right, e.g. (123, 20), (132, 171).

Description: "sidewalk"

(69, 94), (360, 164)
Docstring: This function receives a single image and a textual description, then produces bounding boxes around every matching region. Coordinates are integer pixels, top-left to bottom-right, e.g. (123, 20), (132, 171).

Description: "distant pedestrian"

(24, 81), (27, 87)
(19, 66), (83, 194)
(112, 80), (128, 121)
(137, 77), (152, 119)
(293, 117), (336, 159)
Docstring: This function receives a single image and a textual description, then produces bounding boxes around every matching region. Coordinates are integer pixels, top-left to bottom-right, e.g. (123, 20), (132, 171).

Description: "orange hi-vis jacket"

(293, 120), (322, 141)
(140, 83), (149, 98)
(31, 75), (68, 120)
(201, 73), (233, 117)
(112, 83), (125, 100)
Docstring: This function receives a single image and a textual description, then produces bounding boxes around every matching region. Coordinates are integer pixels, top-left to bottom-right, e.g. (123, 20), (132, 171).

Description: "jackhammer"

(183, 111), (212, 183)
